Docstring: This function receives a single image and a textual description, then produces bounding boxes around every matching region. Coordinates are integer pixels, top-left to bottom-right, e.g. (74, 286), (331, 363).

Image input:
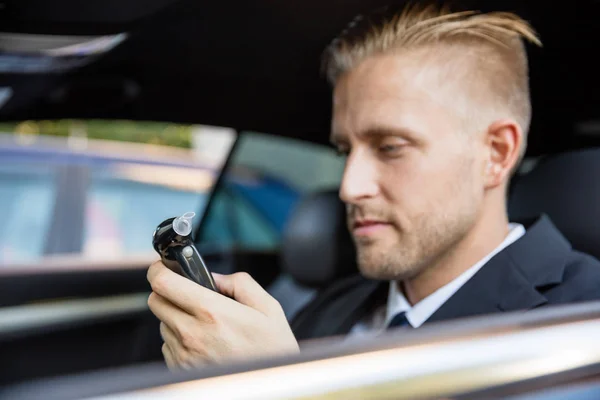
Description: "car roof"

(2, 0), (600, 156)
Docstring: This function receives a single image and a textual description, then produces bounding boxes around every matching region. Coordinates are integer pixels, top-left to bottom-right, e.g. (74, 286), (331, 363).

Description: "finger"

(147, 259), (164, 283)
(161, 322), (196, 368)
(148, 292), (199, 339)
(212, 272), (282, 316)
(162, 343), (177, 370)
(160, 322), (188, 354)
(148, 261), (222, 316)
(162, 343), (195, 370)
(160, 322), (182, 349)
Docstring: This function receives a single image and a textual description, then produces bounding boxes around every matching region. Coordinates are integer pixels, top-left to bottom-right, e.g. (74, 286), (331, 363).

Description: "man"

(147, 1), (600, 369)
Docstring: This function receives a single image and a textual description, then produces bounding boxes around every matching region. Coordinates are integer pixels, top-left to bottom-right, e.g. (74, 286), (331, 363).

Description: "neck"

(401, 196), (510, 306)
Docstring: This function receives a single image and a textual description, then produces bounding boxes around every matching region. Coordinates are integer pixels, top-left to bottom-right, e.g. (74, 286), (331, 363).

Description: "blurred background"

(0, 120), (235, 265)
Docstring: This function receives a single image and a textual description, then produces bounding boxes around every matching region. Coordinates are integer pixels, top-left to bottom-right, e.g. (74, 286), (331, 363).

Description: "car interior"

(2, 0), (600, 397)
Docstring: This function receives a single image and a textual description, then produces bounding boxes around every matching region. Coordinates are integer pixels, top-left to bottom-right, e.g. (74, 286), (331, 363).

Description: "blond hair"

(322, 1), (542, 166)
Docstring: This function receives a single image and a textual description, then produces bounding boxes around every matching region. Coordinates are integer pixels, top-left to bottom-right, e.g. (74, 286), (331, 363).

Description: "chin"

(356, 247), (420, 281)
(357, 264), (388, 280)
(356, 255), (392, 280)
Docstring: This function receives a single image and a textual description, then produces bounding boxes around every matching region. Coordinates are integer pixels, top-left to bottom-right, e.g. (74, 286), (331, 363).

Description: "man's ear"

(484, 119), (523, 189)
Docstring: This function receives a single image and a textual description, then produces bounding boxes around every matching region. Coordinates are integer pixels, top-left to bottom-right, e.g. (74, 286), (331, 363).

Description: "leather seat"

(268, 189), (357, 320)
(509, 148), (600, 260)
(280, 189), (357, 288)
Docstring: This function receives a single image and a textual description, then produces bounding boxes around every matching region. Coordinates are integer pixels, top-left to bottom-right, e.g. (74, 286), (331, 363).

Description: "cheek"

(383, 150), (441, 188)
(380, 149), (477, 210)
(433, 151), (483, 206)
(378, 160), (412, 198)
(378, 157), (432, 213)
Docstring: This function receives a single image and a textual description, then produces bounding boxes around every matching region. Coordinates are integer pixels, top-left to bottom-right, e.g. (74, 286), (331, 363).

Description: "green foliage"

(0, 119), (193, 148)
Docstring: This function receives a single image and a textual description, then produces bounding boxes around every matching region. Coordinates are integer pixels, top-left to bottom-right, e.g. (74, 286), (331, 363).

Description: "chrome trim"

(0, 33), (127, 56)
(0, 254), (155, 275)
(92, 316), (600, 400)
(0, 293), (150, 336)
(0, 87), (12, 110)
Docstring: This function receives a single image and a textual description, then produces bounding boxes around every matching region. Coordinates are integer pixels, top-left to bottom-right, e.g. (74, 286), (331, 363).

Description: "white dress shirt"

(349, 223), (526, 337)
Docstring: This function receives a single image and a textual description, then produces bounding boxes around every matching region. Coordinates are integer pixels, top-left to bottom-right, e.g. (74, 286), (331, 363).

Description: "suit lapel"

(292, 274), (387, 340)
(426, 251), (547, 323)
(427, 214), (570, 324)
(332, 278), (388, 336)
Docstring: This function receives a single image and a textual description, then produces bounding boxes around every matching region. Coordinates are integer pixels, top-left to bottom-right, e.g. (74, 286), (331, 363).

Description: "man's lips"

(352, 220), (391, 235)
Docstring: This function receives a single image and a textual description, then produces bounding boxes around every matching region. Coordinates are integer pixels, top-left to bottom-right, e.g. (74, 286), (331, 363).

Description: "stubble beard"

(352, 210), (477, 282)
(353, 229), (426, 281)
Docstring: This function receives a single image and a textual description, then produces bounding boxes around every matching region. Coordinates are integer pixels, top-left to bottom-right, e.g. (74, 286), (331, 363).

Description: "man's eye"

(379, 144), (403, 154)
(335, 147), (350, 157)
(380, 144), (398, 152)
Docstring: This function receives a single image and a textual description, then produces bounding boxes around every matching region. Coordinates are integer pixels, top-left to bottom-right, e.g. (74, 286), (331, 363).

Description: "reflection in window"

(84, 163), (212, 258)
(0, 163), (56, 263)
(0, 123), (236, 264)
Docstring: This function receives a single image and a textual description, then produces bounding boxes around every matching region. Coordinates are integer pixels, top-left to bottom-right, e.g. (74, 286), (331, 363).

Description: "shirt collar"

(385, 223), (526, 328)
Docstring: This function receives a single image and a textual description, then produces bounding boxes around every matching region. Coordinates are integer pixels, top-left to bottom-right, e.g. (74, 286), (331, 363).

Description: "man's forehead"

(330, 97), (435, 147)
(331, 75), (436, 137)
(334, 52), (458, 108)
(330, 50), (476, 139)
(346, 49), (447, 85)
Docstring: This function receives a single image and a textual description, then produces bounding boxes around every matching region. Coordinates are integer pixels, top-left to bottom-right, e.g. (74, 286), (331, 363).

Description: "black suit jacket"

(291, 215), (600, 341)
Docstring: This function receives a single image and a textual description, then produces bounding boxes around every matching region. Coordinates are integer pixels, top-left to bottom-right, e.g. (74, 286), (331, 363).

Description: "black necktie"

(387, 312), (412, 329)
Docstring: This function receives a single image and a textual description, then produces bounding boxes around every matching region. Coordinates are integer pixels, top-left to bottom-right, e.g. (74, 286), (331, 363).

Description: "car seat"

(508, 147), (600, 260)
(268, 189), (358, 320)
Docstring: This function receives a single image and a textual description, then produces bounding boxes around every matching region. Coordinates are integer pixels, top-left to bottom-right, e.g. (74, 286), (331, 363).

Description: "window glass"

(83, 163), (212, 258)
(200, 187), (278, 250)
(0, 121), (235, 265)
(0, 161), (56, 264)
(198, 131), (345, 251)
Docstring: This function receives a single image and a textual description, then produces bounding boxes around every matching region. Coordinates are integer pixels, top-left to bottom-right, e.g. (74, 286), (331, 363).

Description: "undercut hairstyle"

(322, 1), (542, 167)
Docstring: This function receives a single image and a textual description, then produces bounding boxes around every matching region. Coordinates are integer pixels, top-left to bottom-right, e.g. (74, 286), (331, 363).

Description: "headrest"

(281, 189), (357, 288)
(508, 148), (600, 259)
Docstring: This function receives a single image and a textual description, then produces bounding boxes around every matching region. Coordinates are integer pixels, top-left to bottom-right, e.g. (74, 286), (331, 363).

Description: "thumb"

(213, 272), (282, 317)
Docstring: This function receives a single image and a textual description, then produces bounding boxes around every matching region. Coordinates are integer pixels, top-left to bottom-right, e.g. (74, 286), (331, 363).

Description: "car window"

(199, 187), (279, 250)
(198, 131), (345, 251)
(83, 163), (212, 258)
(0, 122), (236, 265)
(0, 161), (57, 264)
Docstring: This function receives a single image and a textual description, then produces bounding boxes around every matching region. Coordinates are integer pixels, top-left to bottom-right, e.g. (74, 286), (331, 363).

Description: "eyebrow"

(330, 125), (416, 146)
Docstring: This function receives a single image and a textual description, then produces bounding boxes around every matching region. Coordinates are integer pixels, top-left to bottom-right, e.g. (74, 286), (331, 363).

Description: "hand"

(147, 260), (300, 369)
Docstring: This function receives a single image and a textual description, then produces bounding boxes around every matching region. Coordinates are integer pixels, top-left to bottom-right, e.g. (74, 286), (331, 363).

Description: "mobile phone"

(152, 212), (218, 292)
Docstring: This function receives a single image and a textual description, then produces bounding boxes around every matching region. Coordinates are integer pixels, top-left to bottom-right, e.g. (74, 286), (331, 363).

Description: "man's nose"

(339, 151), (380, 204)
